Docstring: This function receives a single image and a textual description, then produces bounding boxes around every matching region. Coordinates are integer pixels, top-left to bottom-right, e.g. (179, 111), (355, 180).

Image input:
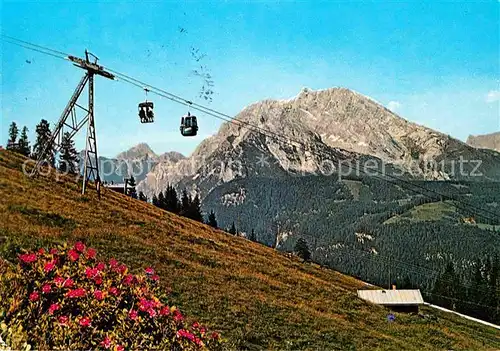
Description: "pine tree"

(189, 194), (203, 222)
(32, 119), (55, 166)
(157, 191), (166, 209)
(491, 256), (500, 323)
(249, 228), (257, 242)
(138, 191), (147, 202)
(152, 194), (159, 207)
(7, 122), (19, 151)
(180, 189), (191, 217)
(127, 176), (137, 199)
(433, 261), (464, 311)
(18, 126), (31, 156)
(58, 132), (79, 174)
(294, 238), (311, 262)
(207, 210), (218, 228)
(228, 222), (237, 235)
(164, 185), (180, 213)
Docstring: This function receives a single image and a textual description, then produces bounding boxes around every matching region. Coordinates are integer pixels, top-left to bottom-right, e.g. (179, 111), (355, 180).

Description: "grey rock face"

(137, 87), (500, 197)
(467, 132), (500, 152)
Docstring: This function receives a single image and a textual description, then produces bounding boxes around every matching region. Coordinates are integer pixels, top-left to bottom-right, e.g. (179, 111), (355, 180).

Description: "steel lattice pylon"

(30, 50), (114, 197)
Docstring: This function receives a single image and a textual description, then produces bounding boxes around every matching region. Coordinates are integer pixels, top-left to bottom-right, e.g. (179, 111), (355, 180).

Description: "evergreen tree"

(127, 176), (137, 199)
(249, 228), (257, 242)
(18, 126), (31, 156)
(7, 122), (19, 151)
(32, 119), (55, 166)
(180, 189), (191, 217)
(164, 185), (180, 213)
(433, 261), (464, 311)
(228, 222), (237, 235)
(58, 132), (79, 174)
(152, 193), (159, 207)
(138, 191), (147, 202)
(189, 194), (203, 222)
(294, 238), (311, 261)
(207, 210), (218, 228)
(157, 191), (166, 209)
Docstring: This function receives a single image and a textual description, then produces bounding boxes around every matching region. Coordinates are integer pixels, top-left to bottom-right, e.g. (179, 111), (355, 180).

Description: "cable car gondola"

(180, 112), (198, 136)
(138, 88), (154, 123)
(138, 101), (154, 123)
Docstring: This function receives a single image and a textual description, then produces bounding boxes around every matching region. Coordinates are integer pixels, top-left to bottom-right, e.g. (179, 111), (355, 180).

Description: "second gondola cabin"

(180, 112), (198, 136)
(138, 101), (154, 123)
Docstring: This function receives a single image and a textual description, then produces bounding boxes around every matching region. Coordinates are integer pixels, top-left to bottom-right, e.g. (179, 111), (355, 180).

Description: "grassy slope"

(384, 201), (459, 224)
(384, 201), (500, 232)
(0, 151), (499, 350)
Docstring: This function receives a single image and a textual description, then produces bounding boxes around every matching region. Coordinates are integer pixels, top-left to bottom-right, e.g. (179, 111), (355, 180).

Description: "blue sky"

(2, 1), (499, 157)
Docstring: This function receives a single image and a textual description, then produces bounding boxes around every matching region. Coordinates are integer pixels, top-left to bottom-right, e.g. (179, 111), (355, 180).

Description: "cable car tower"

(30, 50), (115, 197)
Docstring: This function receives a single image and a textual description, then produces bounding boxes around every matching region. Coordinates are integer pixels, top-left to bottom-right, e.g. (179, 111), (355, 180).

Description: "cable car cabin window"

(138, 102), (154, 123)
(180, 115), (198, 136)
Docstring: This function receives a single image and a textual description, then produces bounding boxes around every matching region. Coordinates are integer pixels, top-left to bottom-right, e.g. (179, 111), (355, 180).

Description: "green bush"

(0, 242), (223, 350)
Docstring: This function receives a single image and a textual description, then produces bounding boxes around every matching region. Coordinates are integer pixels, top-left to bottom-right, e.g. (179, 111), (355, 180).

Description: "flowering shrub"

(0, 242), (223, 350)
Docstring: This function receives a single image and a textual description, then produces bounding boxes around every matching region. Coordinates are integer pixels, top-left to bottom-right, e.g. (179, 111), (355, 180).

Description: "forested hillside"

(203, 174), (500, 322)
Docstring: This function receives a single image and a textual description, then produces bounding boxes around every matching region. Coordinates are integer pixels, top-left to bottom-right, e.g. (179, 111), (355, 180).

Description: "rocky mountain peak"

(116, 143), (158, 161)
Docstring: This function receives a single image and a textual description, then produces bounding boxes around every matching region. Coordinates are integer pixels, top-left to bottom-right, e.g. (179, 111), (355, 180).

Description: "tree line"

(146, 184), (270, 241)
(430, 256), (500, 324)
(6, 120), (79, 174)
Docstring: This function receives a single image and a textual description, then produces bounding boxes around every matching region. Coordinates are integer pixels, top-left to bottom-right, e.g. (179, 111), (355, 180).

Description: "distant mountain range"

(467, 132), (500, 153)
(79, 144), (185, 184)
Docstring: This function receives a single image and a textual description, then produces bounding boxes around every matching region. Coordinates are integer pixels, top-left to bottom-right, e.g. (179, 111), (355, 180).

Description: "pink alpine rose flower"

(48, 303), (60, 314)
(74, 241), (85, 252)
(66, 288), (86, 298)
(148, 308), (157, 318)
(42, 284), (51, 294)
(100, 336), (112, 349)
(79, 316), (91, 327)
(109, 286), (120, 296)
(160, 306), (170, 316)
(62, 278), (74, 288)
(68, 249), (79, 262)
(116, 264), (127, 275)
(44, 259), (57, 273)
(85, 267), (99, 279)
(29, 292), (39, 302)
(109, 258), (118, 268)
(85, 247), (97, 259)
(19, 253), (37, 264)
(58, 315), (69, 326)
(54, 276), (64, 286)
(128, 309), (138, 320)
(94, 290), (104, 300)
(123, 274), (134, 285)
(173, 309), (183, 322)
